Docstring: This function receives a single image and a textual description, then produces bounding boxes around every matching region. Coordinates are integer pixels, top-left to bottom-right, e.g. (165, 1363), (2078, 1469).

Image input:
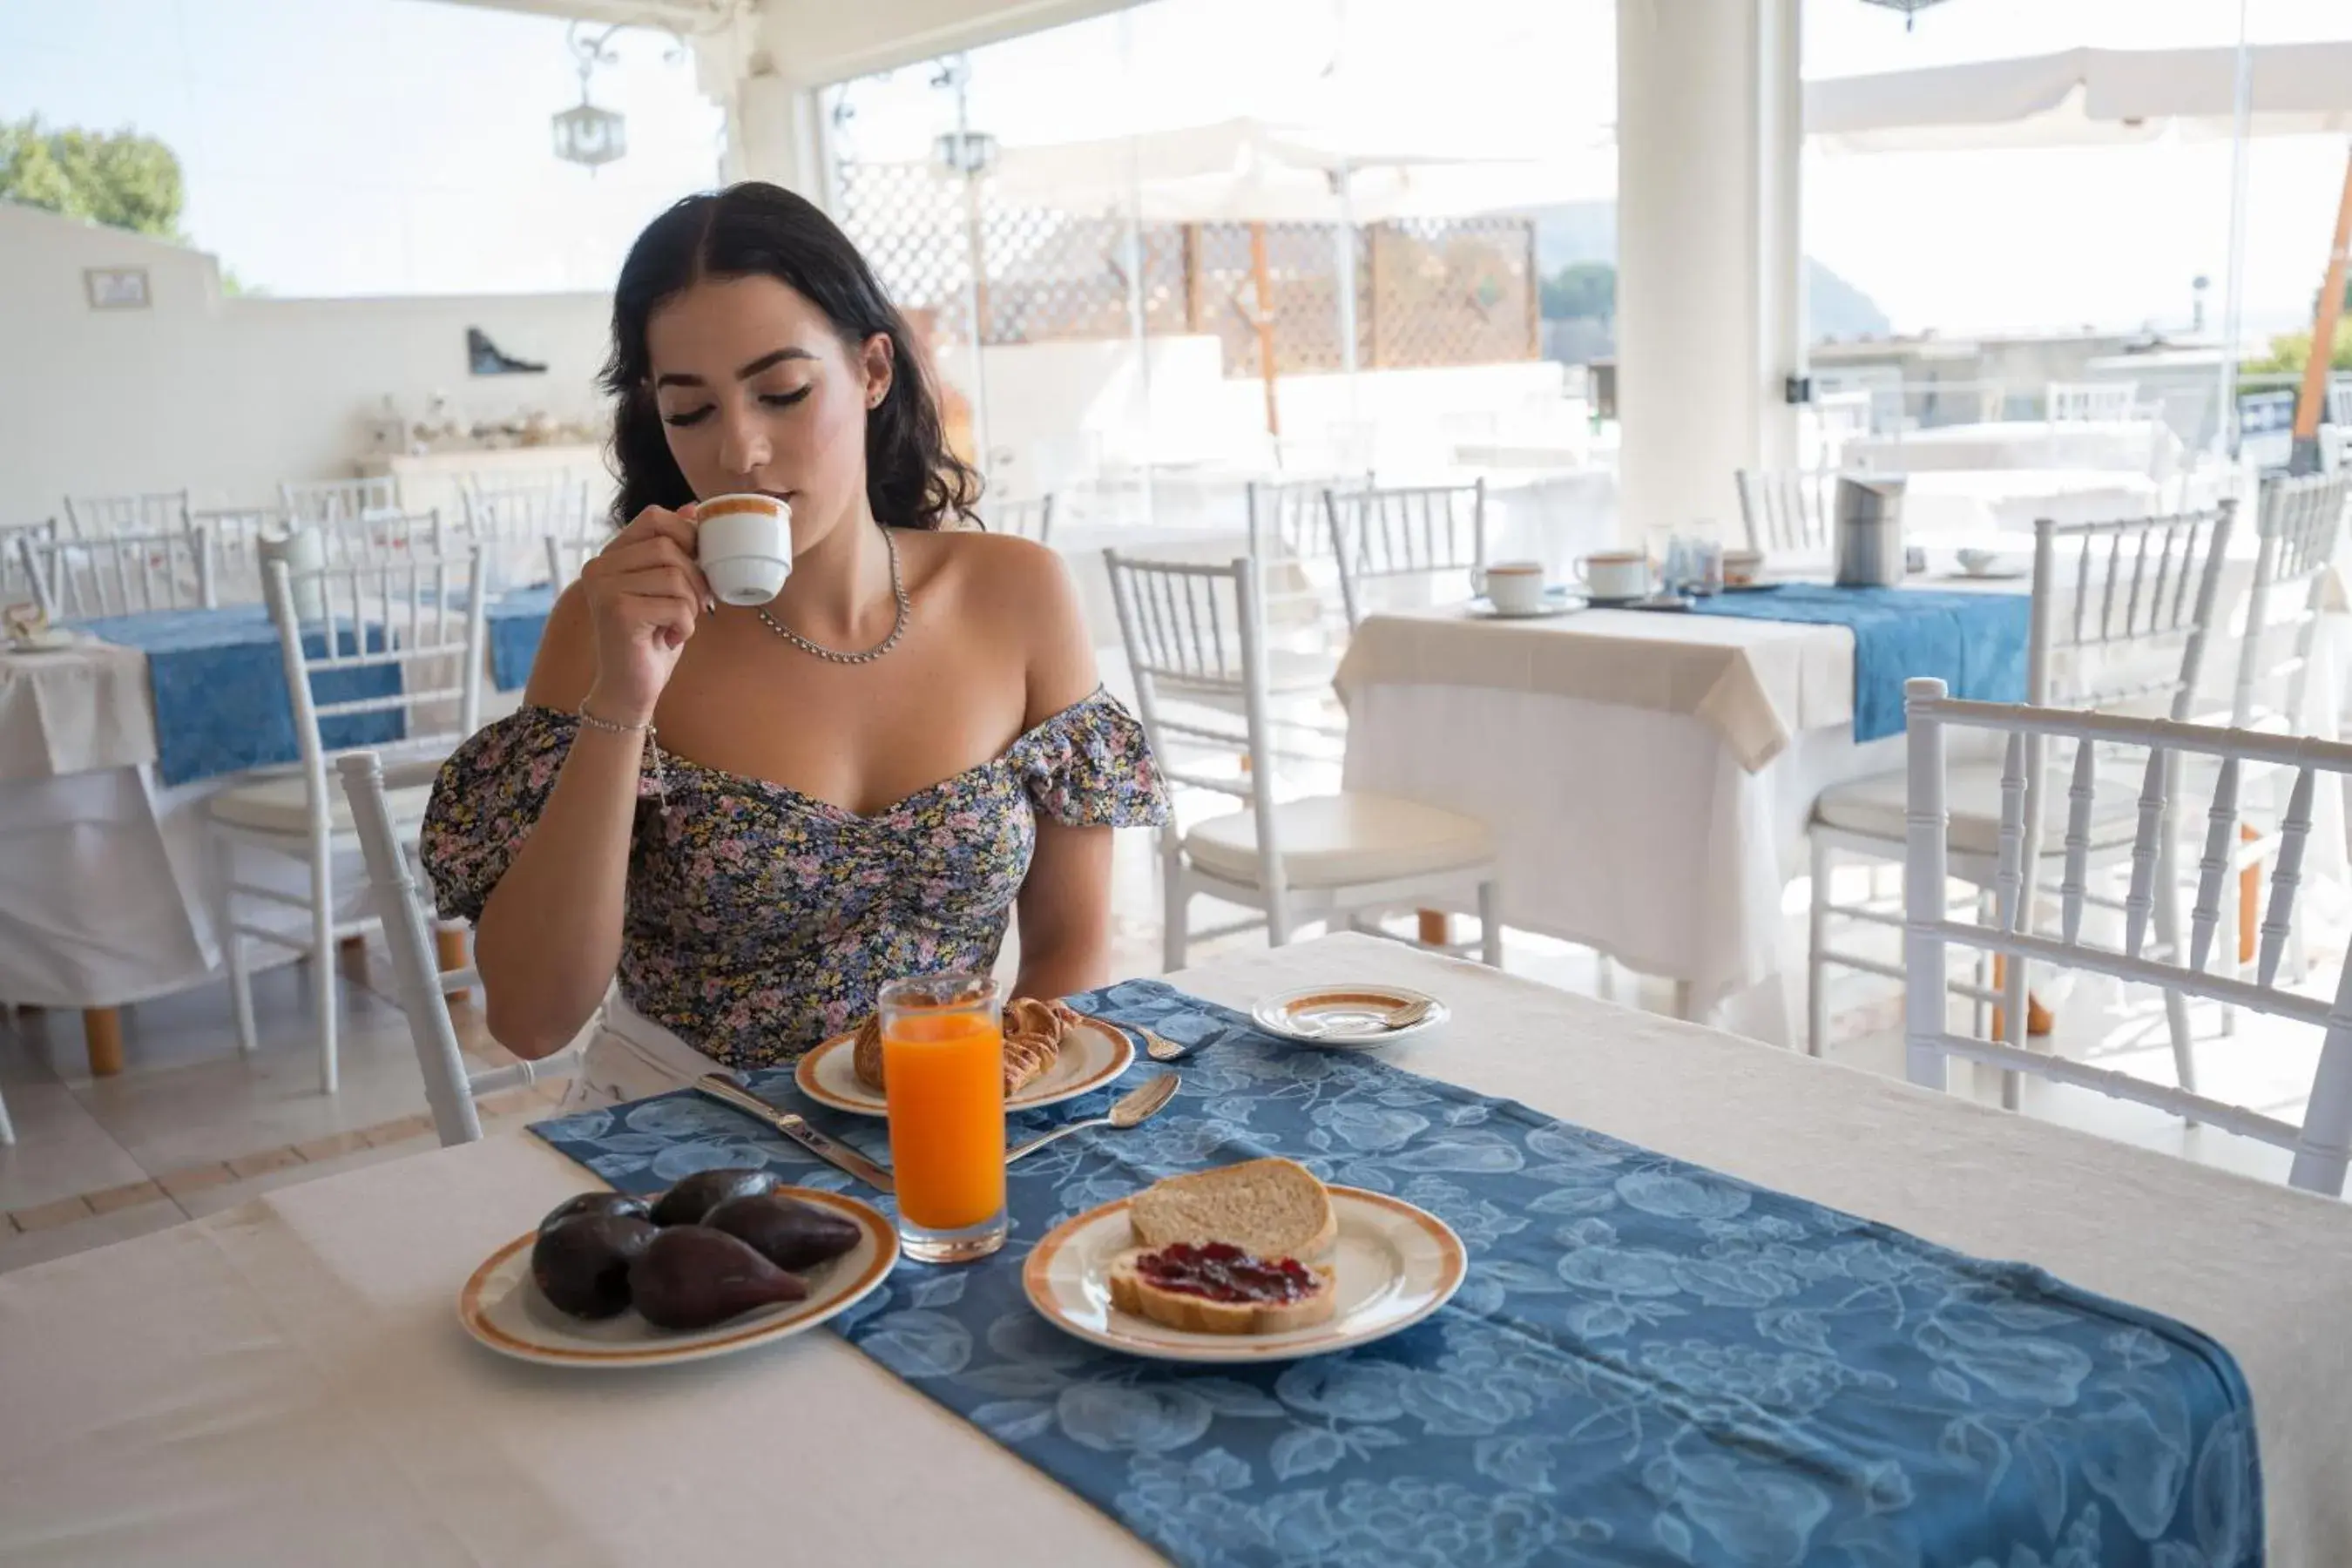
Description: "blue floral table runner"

(486, 585), (552, 694)
(1692, 586), (2030, 744)
(531, 979), (2261, 1568)
(78, 606), (402, 787)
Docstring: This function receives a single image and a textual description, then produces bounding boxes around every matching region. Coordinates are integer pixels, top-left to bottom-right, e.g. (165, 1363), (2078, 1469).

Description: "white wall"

(0, 203), (612, 517)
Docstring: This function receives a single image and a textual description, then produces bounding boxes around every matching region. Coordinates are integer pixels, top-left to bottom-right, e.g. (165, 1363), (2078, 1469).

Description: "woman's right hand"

(578, 505), (712, 727)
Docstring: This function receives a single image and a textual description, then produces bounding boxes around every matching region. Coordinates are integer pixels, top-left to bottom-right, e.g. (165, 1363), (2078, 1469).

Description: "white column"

(1615, 0), (1802, 544)
(693, 31), (828, 207)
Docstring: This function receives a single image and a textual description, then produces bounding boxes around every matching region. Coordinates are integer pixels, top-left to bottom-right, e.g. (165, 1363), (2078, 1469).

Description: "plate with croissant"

(793, 997), (1136, 1118)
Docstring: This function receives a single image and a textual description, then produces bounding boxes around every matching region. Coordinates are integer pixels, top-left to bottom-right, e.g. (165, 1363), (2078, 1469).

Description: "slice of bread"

(1108, 1248), (1337, 1335)
(1126, 1157), (1337, 1265)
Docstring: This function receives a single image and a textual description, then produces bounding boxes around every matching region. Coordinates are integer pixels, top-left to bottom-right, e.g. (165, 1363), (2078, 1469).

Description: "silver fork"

(1078, 1012), (1190, 1062)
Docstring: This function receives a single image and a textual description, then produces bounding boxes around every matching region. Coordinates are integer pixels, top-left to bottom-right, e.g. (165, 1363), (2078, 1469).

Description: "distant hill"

(1519, 201), (1892, 344)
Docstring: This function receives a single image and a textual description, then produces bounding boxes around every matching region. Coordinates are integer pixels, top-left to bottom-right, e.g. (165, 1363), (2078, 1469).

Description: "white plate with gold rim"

(793, 1017), (1134, 1118)
(457, 1187), (897, 1369)
(1250, 984), (1448, 1050)
(1023, 1186), (1467, 1364)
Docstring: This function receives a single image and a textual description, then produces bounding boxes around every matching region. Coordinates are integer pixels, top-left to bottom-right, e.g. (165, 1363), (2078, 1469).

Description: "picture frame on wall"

(84, 267), (151, 311)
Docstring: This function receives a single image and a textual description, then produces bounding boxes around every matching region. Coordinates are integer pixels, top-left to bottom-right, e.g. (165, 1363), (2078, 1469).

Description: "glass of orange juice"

(878, 972), (1007, 1264)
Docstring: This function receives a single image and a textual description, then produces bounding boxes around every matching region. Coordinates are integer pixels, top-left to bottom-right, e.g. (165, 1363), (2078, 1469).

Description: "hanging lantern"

(1857, 0), (1951, 28)
(553, 99), (627, 170)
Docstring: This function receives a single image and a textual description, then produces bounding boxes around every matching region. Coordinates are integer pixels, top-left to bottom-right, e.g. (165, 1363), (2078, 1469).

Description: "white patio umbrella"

(1806, 43), (2352, 153)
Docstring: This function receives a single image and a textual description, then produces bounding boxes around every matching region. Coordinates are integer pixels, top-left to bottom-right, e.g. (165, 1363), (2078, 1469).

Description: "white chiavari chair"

(280, 476), (401, 526)
(1734, 469), (1836, 557)
(17, 524), (215, 619)
(461, 472), (599, 591)
(2047, 382), (2139, 423)
(1247, 472), (1370, 651)
(2327, 376), (2351, 431)
(1903, 676), (2352, 1194)
(544, 534), (600, 591)
(2203, 470), (2352, 1013)
(1808, 505), (2237, 1096)
(1322, 479), (1488, 630)
(63, 490), (190, 540)
(190, 507), (283, 605)
(989, 494), (1056, 546)
(337, 752), (578, 1144)
(207, 547), (485, 1092)
(2, 517), (60, 608)
(1105, 551), (1502, 972)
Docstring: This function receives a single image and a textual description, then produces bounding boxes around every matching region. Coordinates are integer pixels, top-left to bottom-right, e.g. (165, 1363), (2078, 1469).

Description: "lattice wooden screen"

(835, 163), (1537, 372)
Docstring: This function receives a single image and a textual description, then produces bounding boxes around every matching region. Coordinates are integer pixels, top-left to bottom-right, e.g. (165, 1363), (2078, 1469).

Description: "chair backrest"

(2028, 504), (2234, 719)
(2233, 470), (2349, 731)
(196, 507), (286, 605)
(63, 490), (189, 539)
(989, 494), (1055, 545)
(2046, 381), (2138, 422)
(280, 476), (401, 526)
(544, 533), (598, 590)
(263, 548), (486, 840)
(1733, 469), (1835, 556)
(1322, 480), (1486, 628)
(336, 750), (575, 1145)
(314, 508), (451, 569)
(462, 472), (601, 590)
(17, 524), (215, 619)
(1, 517), (59, 606)
(1246, 474), (1371, 563)
(1102, 547), (1275, 816)
(1901, 676), (2352, 1194)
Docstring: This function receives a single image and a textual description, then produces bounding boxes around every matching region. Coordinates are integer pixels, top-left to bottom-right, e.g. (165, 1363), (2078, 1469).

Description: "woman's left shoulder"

(918, 526), (1079, 614)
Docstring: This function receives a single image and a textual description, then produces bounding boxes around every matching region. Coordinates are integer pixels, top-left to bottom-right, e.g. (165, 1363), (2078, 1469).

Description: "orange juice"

(882, 1010), (1007, 1233)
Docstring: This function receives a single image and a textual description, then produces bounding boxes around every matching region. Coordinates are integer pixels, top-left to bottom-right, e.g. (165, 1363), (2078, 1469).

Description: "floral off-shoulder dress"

(420, 687), (1168, 1071)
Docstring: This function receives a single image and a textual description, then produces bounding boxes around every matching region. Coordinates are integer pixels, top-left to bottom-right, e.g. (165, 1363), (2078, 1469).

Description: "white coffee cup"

(1482, 560), (1550, 615)
(1576, 551), (1651, 602)
(696, 493), (793, 605)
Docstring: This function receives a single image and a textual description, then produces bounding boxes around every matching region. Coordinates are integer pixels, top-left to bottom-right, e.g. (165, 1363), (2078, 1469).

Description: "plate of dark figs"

(459, 1168), (897, 1368)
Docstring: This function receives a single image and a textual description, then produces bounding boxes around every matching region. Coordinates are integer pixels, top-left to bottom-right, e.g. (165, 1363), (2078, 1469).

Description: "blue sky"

(3, 0), (2349, 339)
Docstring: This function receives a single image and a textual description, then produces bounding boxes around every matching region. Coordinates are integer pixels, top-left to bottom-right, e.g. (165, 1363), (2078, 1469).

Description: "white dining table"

(1, 933), (2347, 1565)
(1336, 558), (2349, 1042)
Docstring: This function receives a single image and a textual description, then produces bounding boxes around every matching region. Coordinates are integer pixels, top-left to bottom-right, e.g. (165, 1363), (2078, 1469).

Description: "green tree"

(1, 116), (185, 238)
(1540, 261), (1615, 323)
(2240, 320), (2352, 379)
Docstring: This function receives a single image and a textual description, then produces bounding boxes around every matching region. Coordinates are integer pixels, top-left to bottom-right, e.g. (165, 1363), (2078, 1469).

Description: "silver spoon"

(1006, 1074), (1179, 1164)
(1293, 995), (1436, 1038)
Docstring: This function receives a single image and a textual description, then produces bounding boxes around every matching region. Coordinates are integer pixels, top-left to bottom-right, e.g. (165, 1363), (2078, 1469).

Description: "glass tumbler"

(879, 972), (1008, 1264)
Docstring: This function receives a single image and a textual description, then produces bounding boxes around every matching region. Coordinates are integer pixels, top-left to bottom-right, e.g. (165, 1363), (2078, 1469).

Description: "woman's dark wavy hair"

(601, 182), (979, 531)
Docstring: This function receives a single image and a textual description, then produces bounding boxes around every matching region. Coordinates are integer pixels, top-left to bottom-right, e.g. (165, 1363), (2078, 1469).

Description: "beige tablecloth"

(1336, 605), (1852, 772)
(0, 638), (156, 782)
(2, 934), (2349, 1565)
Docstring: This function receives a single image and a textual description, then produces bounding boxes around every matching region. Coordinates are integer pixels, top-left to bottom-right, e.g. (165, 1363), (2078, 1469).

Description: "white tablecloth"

(0, 638), (155, 782)
(1339, 562), (2348, 1034)
(1846, 419), (2181, 481)
(1, 935), (2346, 1565)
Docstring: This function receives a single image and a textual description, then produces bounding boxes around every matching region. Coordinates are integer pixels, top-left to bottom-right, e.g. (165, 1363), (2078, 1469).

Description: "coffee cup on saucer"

(696, 494), (793, 605)
(1481, 560), (1550, 615)
(1575, 551), (1651, 602)
(1722, 549), (1764, 588)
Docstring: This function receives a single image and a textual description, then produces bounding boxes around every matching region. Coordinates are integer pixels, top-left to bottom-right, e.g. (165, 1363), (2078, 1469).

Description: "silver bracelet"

(575, 700), (667, 806)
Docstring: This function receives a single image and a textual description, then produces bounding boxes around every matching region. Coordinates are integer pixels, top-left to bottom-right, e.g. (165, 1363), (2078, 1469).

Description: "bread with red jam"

(1108, 1159), (1340, 1335)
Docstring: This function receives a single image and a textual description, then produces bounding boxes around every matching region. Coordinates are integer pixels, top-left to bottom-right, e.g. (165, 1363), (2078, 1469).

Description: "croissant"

(852, 997), (1080, 1097)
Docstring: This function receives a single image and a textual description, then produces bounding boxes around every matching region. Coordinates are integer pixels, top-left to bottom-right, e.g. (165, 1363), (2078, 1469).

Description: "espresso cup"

(1721, 548), (1764, 587)
(1576, 551), (1651, 602)
(696, 493), (793, 606)
(1482, 561), (1550, 615)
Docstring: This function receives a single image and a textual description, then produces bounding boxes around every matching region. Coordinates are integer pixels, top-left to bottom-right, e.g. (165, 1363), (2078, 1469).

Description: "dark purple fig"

(704, 1193), (863, 1274)
(538, 1192), (651, 1235)
(531, 1214), (658, 1320)
(650, 1167), (781, 1227)
(628, 1226), (808, 1331)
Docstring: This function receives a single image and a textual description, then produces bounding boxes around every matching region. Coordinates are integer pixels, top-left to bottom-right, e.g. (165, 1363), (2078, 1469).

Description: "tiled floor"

(4, 808), (2342, 1274)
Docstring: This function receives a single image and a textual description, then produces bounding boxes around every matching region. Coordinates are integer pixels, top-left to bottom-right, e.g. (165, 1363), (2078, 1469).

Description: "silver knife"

(693, 1075), (896, 1193)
